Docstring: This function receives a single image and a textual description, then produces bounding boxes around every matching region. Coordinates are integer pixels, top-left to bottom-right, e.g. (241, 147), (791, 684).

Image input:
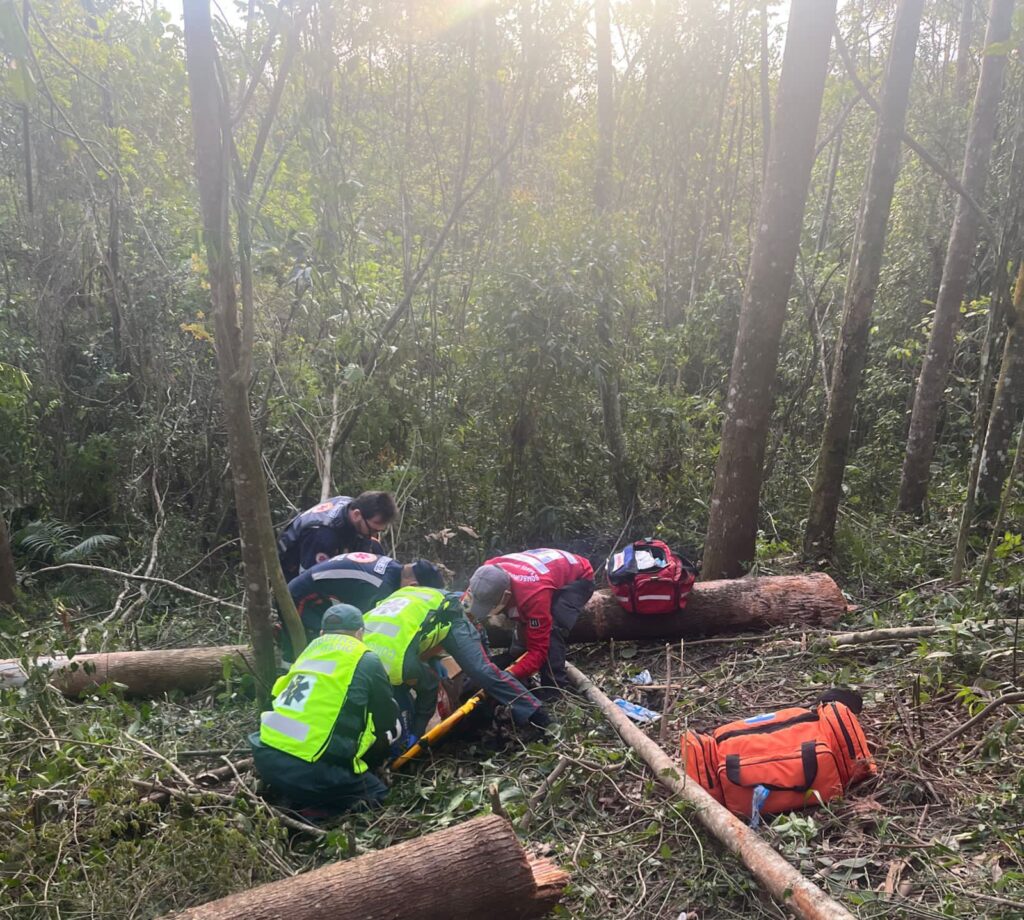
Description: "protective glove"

(389, 732), (419, 758)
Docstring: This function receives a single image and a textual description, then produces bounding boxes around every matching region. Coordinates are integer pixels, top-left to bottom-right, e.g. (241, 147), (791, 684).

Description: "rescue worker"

(465, 548), (595, 699)
(362, 586), (458, 744)
(364, 586), (552, 748)
(277, 492), (398, 581)
(250, 604), (400, 816)
(286, 553), (445, 651)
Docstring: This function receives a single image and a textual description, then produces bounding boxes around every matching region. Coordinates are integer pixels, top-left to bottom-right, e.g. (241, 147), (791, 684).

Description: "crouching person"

(362, 586), (457, 748)
(250, 604), (400, 818)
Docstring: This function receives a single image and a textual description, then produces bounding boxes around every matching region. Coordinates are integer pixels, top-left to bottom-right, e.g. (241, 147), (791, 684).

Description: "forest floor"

(2, 574), (1023, 919)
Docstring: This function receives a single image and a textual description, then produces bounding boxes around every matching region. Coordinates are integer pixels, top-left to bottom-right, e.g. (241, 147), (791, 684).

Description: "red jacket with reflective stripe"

(485, 549), (594, 679)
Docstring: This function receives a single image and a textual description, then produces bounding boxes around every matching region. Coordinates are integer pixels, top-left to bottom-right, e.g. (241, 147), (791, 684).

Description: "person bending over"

(277, 491), (397, 580)
(465, 548), (595, 699)
(284, 552), (444, 654)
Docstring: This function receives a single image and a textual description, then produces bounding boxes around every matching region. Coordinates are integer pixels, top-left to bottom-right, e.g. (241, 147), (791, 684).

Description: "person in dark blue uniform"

(277, 492), (398, 581)
(287, 553), (445, 646)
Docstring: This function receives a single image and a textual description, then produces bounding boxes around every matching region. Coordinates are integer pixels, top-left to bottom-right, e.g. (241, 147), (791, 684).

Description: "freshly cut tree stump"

(160, 814), (568, 920)
(0, 645), (254, 696)
(486, 572), (848, 645)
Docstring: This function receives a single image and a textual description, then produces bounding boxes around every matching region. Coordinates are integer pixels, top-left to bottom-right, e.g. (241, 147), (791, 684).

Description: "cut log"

(0, 646), (254, 696)
(487, 572), (847, 645)
(160, 813), (568, 920)
(5, 575), (845, 699)
(566, 662), (857, 920)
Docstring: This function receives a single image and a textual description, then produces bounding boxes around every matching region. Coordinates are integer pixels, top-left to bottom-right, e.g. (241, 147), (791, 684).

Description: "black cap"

(412, 559), (445, 589)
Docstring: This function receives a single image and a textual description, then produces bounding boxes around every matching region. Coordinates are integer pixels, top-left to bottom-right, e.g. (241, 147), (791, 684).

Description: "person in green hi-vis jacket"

(250, 604), (400, 817)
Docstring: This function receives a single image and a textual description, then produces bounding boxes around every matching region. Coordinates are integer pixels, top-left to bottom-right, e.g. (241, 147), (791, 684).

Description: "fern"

(14, 520), (119, 565)
(59, 534), (121, 563)
(15, 520), (77, 562)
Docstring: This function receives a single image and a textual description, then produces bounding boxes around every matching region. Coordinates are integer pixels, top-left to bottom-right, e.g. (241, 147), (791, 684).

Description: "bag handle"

(724, 741), (819, 792)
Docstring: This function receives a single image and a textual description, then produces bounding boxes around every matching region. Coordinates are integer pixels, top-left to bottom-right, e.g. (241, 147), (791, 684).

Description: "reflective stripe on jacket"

(363, 586), (452, 685)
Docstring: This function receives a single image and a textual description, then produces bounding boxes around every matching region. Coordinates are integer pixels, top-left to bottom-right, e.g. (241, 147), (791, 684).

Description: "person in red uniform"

(465, 548), (595, 697)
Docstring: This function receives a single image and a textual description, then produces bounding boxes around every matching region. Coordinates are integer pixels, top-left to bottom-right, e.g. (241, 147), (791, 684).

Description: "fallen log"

(4, 575), (845, 699)
(566, 662), (857, 920)
(487, 572), (847, 645)
(0, 645), (254, 696)
(160, 814), (568, 920)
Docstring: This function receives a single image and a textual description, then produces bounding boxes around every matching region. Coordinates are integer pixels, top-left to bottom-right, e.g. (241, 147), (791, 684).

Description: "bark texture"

(976, 260), (1024, 514)
(804, 0), (924, 558)
(490, 573), (847, 644)
(160, 814), (568, 920)
(0, 514), (17, 608)
(0, 645), (254, 696)
(897, 0), (1015, 514)
(567, 663), (858, 920)
(702, 0), (838, 579)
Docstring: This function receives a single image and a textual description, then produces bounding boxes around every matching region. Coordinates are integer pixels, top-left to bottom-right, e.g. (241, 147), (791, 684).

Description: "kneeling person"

(250, 604), (400, 815)
(362, 586), (457, 743)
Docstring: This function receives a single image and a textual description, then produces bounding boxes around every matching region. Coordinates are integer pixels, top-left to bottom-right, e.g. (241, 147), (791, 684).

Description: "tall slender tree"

(701, 0), (838, 580)
(804, 0), (925, 559)
(976, 260), (1024, 514)
(182, 0), (306, 698)
(897, 0), (1015, 515)
(592, 0), (634, 518)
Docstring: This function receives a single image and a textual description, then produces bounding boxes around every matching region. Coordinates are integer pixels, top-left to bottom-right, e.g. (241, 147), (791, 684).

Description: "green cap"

(321, 603), (364, 633)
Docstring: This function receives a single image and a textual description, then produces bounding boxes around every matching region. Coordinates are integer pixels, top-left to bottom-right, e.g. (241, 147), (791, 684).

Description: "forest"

(1, 0), (1024, 916)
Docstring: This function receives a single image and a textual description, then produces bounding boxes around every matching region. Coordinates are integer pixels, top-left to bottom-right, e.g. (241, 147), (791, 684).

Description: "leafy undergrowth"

(2, 583), (1023, 918)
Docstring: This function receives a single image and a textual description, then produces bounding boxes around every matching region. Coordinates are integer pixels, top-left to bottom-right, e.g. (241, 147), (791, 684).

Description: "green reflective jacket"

(259, 633), (376, 772)
(363, 586), (452, 685)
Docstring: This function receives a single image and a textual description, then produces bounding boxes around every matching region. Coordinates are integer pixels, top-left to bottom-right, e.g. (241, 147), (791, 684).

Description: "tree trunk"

(759, 0), (772, 174)
(0, 645), (254, 696)
(159, 815), (568, 920)
(0, 513), (17, 608)
(804, 0), (925, 559)
(701, 0), (838, 580)
(20, 0), (32, 214)
(897, 0), (1015, 515)
(490, 573), (847, 644)
(566, 663), (858, 920)
(976, 412), (1024, 597)
(975, 260), (1024, 515)
(592, 0), (634, 518)
(955, 0), (975, 102)
(594, 0), (613, 212)
(183, 0), (282, 702)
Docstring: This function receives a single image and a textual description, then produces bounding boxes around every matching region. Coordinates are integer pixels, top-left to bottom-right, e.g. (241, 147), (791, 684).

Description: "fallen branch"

(28, 562), (245, 610)
(566, 662), (858, 920)
(519, 755), (572, 833)
(922, 690), (1024, 756)
(159, 814), (568, 919)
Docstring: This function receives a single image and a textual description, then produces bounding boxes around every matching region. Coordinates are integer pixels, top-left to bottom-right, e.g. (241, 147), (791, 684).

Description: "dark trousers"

(442, 616), (543, 725)
(510, 579), (595, 689)
(250, 733), (387, 813)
